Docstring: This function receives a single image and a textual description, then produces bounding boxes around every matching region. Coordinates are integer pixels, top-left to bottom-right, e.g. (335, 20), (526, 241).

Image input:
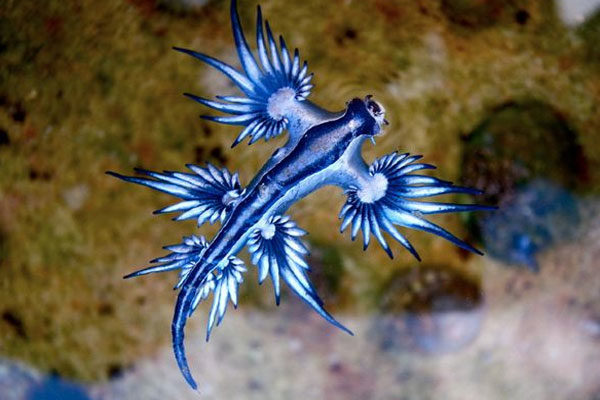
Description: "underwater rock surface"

(2, 205), (600, 400)
(156, 0), (212, 14)
(441, 0), (506, 28)
(375, 264), (483, 354)
(461, 101), (587, 206)
(461, 101), (589, 269)
(479, 179), (579, 270)
(0, 0), (599, 392)
(578, 8), (600, 64)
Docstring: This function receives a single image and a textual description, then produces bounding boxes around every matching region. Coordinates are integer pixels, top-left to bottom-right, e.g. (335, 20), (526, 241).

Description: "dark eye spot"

(369, 101), (381, 115)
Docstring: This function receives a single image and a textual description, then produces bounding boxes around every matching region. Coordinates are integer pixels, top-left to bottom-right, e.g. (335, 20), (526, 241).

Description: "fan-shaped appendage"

(175, 0), (314, 146)
(107, 163), (243, 227)
(340, 152), (495, 259)
(247, 215), (353, 335)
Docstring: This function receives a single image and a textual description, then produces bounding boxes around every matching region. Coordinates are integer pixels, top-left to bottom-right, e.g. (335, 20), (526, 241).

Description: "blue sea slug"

(108, 0), (493, 389)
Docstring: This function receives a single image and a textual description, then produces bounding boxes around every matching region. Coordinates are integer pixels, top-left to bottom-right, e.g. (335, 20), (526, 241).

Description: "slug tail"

(172, 281), (199, 390)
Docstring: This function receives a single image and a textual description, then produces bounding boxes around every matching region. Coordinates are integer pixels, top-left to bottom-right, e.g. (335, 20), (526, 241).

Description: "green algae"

(378, 264), (481, 314)
(0, 0), (599, 382)
(461, 100), (589, 204)
(578, 9), (600, 65)
(441, 0), (506, 28)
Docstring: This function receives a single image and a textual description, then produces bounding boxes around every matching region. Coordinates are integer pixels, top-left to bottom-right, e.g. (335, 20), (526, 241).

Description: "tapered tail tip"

(174, 327), (198, 390)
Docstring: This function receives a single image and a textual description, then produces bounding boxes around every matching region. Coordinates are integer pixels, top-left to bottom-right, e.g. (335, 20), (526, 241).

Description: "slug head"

(365, 94), (389, 130)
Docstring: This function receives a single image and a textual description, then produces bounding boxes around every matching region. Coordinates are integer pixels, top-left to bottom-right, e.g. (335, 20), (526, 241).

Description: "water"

(1, 0), (599, 398)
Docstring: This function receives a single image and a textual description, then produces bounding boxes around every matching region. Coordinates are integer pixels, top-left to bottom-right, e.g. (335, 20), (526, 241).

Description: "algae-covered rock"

(157, 0), (212, 14)
(460, 101), (588, 268)
(0, 0), (599, 387)
(441, 0), (506, 28)
(374, 264), (482, 354)
(578, 9), (600, 64)
(479, 179), (579, 270)
(461, 101), (587, 205)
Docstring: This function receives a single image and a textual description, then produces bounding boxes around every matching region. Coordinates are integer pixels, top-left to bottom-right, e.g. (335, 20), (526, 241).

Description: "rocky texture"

(2, 202), (599, 399)
(375, 264), (483, 354)
(0, 0), (599, 391)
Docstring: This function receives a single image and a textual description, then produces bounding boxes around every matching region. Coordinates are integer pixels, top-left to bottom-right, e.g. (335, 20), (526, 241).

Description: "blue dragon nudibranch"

(108, 0), (493, 390)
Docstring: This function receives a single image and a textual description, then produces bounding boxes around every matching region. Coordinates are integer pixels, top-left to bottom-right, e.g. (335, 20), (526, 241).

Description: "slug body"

(108, 0), (494, 390)
(206, 99), (377, 265)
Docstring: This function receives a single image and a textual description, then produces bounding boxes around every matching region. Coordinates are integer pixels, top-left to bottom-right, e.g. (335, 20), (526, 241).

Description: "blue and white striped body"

(207, 99), (375, 265)
(108, 0), (494, 390)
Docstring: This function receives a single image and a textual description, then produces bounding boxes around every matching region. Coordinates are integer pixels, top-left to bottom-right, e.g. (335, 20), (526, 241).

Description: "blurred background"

(1, 0), (600, 399)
